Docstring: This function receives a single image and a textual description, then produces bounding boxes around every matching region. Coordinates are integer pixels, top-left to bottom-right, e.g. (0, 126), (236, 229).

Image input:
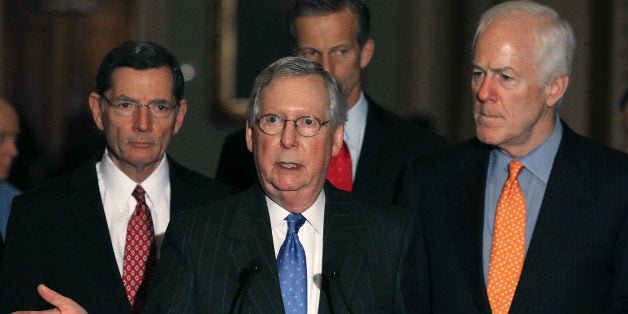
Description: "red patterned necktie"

(487, 161), (526, 314)
(326, 141), (353, 191)
(122, 185), (155, 312)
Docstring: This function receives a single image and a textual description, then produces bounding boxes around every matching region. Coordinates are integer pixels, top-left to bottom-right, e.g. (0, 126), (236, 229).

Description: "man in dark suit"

(0, 42), (231, 313)
(215, 0), (448, 203)
(146, 57), (425, 313)
(397, 1), (628, 313)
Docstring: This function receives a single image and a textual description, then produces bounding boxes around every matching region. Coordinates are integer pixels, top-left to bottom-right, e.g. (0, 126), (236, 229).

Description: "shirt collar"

(99, 149), (170, 207)
(491, 115), (562, 184)
(266, 190), (325, 236)
(345, 92), (368, 145)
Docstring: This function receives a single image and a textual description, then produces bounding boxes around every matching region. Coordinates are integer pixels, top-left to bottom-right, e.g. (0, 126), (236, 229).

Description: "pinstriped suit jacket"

(146, 183), (427, 313)
(397, 121), (628, 313)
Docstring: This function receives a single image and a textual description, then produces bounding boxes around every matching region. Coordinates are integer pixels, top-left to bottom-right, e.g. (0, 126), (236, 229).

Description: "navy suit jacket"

(145, 183), (427, 313)
(215, 97), (448, 204)
(397, 122), (628, 313)
(0, 154), (231, 314)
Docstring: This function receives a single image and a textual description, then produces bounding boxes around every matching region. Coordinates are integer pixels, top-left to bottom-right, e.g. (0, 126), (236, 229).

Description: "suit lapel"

(319, 184), (369, 313)
(168, 159), (195, 215)
(448, 141), (493, 313)
(67, 159), (130, 313)
(510, 125), (592, 312)
(225, 186), (284, 313)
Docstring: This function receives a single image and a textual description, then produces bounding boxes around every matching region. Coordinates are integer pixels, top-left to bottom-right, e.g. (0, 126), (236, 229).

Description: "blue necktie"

(277, 213), (307, 313)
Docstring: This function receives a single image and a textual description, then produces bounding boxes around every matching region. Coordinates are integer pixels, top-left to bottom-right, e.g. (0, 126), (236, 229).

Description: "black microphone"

(229, 258), (263, 314)
(323, 263), (354, 314)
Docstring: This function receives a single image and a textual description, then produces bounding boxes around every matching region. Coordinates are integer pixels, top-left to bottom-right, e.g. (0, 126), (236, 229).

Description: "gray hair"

(245, 56), (348, 130)
(472, 0), (576, 86)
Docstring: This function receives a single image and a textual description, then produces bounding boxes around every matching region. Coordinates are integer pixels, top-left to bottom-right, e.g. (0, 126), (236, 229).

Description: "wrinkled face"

(472, 14), (562, 157)
(89, 67), (187, 178)
(0, 103), (19, 180)
(246, 75), (343, 204)
(294, 7), (374, 106)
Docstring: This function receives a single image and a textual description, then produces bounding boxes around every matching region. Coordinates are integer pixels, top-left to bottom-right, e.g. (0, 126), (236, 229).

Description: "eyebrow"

(112, 95), (172, 104)
(471, 63), (517, 74)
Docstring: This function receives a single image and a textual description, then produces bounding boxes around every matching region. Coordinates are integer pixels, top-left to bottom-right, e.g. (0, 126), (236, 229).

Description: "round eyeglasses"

(255, 114), (330, 137)
(101, 96), (178, 119)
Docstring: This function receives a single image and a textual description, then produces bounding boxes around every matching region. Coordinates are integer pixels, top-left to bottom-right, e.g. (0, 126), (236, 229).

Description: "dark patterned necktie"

(122, 185), (155, 312)
(277, 213), (307, 313)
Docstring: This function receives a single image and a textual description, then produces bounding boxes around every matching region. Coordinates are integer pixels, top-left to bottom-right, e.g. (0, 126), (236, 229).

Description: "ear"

(245, 120), (254, 153)
(88, 92), (105, 132)
(546, 74), (569, 108)
(331, 125), (345, 157)
(359, 39), (375, 69)
(173, 99), (188, 135)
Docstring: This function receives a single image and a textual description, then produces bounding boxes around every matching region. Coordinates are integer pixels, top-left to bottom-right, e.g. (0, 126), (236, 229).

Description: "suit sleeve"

(145, 212), (196, 313)
(395, 215), (430, 314)
(0, 197), (48, 312)
(612, 209), (628, 311)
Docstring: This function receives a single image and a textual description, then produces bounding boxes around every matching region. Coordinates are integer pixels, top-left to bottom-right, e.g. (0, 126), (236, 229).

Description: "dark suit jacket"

(0, 154), (231, 314)
(145, 183), (427, 313)
(215, 97), (448, 204)
(397, 122), (628, 313)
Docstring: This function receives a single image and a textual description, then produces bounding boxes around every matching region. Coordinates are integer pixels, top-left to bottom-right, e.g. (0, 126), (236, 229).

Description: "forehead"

(295, 8), (359, 45)
(109, 66), (174, 98)
(0, 103), (19, 130)
(259, 75), (330, 117)
(474, 13), (542, 70)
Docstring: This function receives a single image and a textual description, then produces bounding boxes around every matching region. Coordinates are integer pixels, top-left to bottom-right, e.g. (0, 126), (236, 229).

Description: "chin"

(476, 130), (502, 146)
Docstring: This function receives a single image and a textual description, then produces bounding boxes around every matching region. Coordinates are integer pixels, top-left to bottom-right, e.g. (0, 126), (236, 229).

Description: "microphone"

(323, 263), (354, 314)
(229, 258), (263, 314)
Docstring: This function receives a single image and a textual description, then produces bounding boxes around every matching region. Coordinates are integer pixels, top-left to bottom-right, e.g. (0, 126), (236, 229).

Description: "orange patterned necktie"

(326, 141), (353, 191)
(487, 161), (526, 314)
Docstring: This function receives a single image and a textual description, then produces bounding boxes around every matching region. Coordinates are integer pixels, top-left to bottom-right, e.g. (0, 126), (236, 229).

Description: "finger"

(36, 284), (65, 306)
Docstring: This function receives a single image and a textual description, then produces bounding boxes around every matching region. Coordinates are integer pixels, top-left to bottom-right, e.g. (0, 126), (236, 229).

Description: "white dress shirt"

(96, 150), (171, 275)
(344, 92), (368, 179)
(268, 191), (325, 314)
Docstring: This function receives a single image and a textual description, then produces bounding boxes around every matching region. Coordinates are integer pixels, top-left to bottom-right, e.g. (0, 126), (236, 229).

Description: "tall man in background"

(216, 0), (447, 203)
(0, 41), (231, 313)
(0, 99), (20, 256)
(397, 1), (628, 313)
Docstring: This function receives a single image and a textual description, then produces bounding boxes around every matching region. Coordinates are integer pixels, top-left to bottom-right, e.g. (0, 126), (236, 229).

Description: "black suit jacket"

(215, 97), (448, 204)
(145, 183), (427, 313)
(0, 154), (231, 314)
(397, 122), (628, 313)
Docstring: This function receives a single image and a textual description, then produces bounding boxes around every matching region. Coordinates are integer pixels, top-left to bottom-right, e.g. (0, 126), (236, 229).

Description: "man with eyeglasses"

(0, 41), (231, 314)
(145, 56), (425, 313)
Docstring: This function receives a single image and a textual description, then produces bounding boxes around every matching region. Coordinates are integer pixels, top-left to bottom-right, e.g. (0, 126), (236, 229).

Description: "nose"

(280, 121), (298, 149)
(133, 105), (152, 132)
(320, 55), (333, 73)
(0, 137), (18, 158)
(476, 76), (495, 103)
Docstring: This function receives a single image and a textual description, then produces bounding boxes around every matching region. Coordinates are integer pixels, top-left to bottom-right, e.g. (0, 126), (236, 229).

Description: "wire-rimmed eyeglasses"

(101, 96), (178, 119)
(255, 114), (330, 137)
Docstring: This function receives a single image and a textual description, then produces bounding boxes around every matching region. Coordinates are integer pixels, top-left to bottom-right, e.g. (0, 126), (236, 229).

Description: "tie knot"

(132, 185), (146, 202)
(508, 161), (524, 180)
(285, 213), (306, 234)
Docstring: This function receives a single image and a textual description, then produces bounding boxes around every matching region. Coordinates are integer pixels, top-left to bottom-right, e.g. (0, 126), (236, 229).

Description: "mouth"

(277, 162), (301, 170)
(129, 141), (153, 148)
